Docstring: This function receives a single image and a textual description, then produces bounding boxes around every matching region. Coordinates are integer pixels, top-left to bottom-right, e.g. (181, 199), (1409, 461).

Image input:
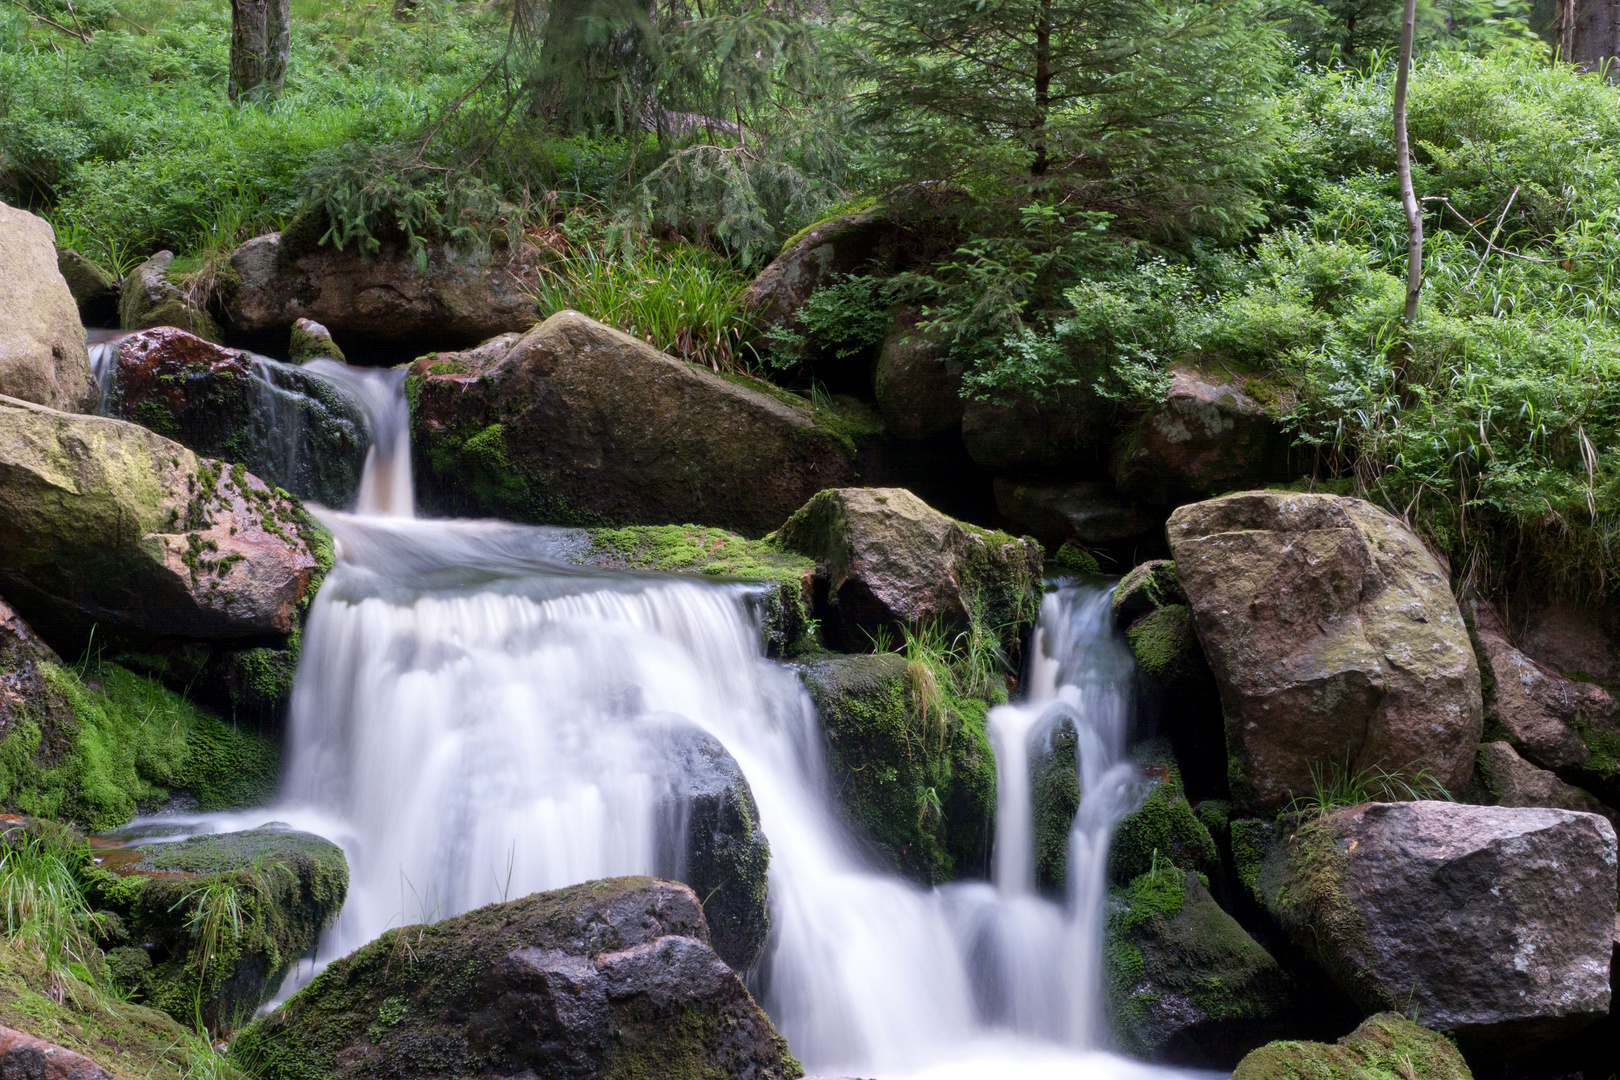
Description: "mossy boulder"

(773, 487), (1043, 655)
(652, 726), (772, 974)
(1030, 716), (1080, 895)
(0, 202), (94, 412)
(1106, 865), (1291, 1063)
(88, 825), (348, 1031)
(229, 877), (801, 1080)
(1232, 1012), (1474, 1080)
(0, 600), (278, 830)
(1254, 801), (1616, 1052)
(105, 327), (368, 509)
(409, 310), (862, 535)
(1112, 561), (1186, 629)
(118, 251), (220, 342)
(568, 525), (818, 655)
(1111, 365), (1283, 506)
(1109, 743), (1220, 886)
(799, 652), (997, 884)
(55, 247), (119, 328)
(0, 396), (322, 644)
(1167, 492), (1483, 811)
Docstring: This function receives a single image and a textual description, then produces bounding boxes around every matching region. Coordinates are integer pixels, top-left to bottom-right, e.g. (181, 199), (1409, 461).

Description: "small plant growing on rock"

(1285, 759), (1453, 819)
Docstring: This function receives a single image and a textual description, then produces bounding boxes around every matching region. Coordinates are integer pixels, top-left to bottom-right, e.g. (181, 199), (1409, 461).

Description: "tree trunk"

(1555, 0), (1620, 69)
(1394, 0), (1422, 326)
(1031, 0), (1051, 176)
(229, 0), (291, 103)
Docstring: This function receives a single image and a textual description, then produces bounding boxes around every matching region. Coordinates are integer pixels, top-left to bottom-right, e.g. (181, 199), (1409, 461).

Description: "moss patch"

(1109, 742), (1220, 885)
(0, 662), (278, 832)
(1032, 718), (1080, 895)
(800, 653), (996, 884)
(1232, 1012), (1473, 1080)
(1125, 605), (1204, 685)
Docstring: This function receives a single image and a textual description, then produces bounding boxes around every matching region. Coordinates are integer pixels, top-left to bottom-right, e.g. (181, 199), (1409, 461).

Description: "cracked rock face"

(1257, 801), (1617, 1053)
(1167, 491), (1483, 810)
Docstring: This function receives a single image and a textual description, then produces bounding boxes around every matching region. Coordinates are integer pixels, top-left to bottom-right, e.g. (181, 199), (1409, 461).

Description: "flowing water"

(116, 364), (1203, 1080)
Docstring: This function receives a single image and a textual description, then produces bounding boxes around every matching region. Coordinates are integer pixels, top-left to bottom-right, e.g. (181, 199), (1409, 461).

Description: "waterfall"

(122, 371), (1198, 1080)
(295, 360), (413, 516)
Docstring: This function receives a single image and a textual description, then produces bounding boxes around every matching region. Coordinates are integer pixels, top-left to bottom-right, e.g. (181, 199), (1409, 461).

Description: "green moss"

(801, 654), (996, 884)
(1233, 1012), (1473, 1080)
(1230, 818), (1276, 900)
(1055, 542), (1101, 574)
(1032, 719), (1080, 894)
(0, 662), (278, 831)
(583, 525), (819, 655)
(775, 196), (881, 257)
(1108, 743), (1219, 885)
(1125, 604), (1204, 684)
(1256, 814), (1379, 1009)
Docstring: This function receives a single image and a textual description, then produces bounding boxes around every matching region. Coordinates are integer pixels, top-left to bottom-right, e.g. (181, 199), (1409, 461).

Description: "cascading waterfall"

(125, 368), (1198, 1080)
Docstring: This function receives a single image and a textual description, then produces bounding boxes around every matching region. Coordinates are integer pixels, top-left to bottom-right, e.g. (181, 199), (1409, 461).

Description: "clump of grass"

(0, 833), (105, 1002)
(1284, 759), (1454, 819)
(867, 617), (1014, 753)
(530, 240), (755, 372)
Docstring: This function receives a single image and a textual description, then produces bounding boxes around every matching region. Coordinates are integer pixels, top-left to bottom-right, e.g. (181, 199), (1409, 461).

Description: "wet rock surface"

(1168, 492), (1483, 810)
(1255, 800), (1617, 1051)
(410, 310), (861, 535)
(0, 203), (94, 412)
(0, 395), (321, 642)
(230, 877), (800, 1080)
(106, 327), (367, 508)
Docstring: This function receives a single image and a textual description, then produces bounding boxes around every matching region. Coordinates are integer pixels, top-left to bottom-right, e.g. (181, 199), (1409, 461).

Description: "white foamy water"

(120, 370), (1202, 1080)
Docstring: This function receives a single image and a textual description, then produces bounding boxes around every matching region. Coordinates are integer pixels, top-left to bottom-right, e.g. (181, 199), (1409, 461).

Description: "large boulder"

(773, 487), (1043, 653)
(1255, 801), (1617, 1051)
(799, 652), (996, 884)
(0, 395), (321, 642)
(410, 310), (863, 535)
(0, 601), (279, 829)
(873, 311), (962, 441)
(55, 248), (119, 328)
(104, 327), (368, 508)
(1167, 492), (1483, 810)
(1112, 366), (1282, 505)
(229, 877), (800, 1080)
(1106, 865), (1291, 1063)
(227, 229), (546, 346)
(0, 203), (93, 411)
(993, 480), (1158, 550)
(118, 251), (220, 341)
(1469, 598), (1620, 798)
(89, 825), (348, 1030)
(1232, 1012), (1474, 1080)
(652, 726), (772, 974)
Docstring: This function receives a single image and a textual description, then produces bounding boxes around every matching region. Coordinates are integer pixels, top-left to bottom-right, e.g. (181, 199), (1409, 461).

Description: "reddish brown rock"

(0, 1025), (116, 1080)
(1167, 492), (1483, 810)
(1476, 741), (1618, 827)
(410, 310), (862, 535)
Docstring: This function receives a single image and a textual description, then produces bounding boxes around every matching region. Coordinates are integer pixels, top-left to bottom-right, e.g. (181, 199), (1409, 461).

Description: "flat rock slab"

(1258, 801), (1617, 1052)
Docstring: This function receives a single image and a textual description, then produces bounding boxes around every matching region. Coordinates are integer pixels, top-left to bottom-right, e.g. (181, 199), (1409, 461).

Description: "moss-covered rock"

(229, 877), (800, 1080)
(0, 396), (321, 645)
(90, 825), (348, 1031)
(571, 525), (818, 656)
(119, 251), (220, 341)
(1232, 1012), (1473, 1080)
(1106, 865), (1291, 1063)
(410, 310), (863, 535)
(1109, 743), (1220, 886)
(799, 652), (996, 884)
(1030, 716), (1080, 896)
(0, 601), (278, 831)
(105, 327), (368, 509)
(288, 318), (344, 363)
(773, 487), (1044, 656)
(1112, 561), (1186, 630)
